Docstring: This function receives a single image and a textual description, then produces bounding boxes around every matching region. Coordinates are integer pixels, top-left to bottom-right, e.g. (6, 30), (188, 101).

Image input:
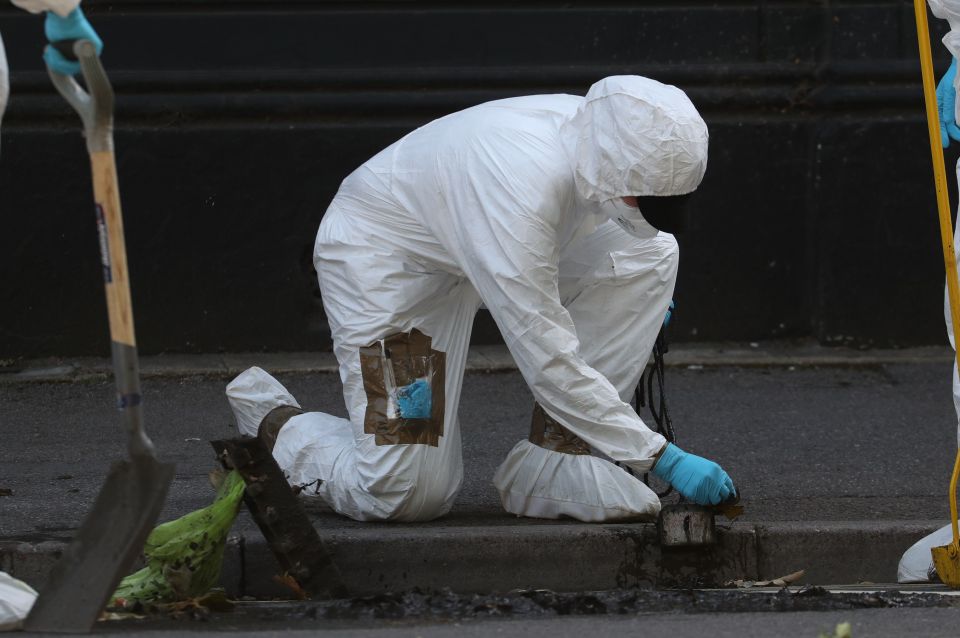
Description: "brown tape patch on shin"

(258, 405), (304, 452)
(528, 403), (592, 455)
(360, 328), (446, 446)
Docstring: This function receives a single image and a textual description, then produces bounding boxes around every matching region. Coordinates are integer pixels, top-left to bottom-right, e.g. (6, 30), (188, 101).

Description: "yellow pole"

(914, 0), (960, 548)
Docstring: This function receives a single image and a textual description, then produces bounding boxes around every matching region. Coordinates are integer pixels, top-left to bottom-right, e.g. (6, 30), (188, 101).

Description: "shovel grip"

(47, 39), (113, 153)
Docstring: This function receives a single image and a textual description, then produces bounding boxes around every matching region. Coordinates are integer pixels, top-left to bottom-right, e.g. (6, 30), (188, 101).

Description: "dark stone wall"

(0, 1), (954, 355)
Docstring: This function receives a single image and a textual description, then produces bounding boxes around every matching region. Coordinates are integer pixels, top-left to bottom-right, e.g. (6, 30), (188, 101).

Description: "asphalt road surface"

(1, 361), (957, 539)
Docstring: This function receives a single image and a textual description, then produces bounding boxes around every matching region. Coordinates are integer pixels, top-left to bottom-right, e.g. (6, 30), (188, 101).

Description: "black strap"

(618, 323), (676, 499)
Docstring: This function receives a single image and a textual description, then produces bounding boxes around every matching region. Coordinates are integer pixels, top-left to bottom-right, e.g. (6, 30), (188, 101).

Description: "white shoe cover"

(492, 440), (661, 522)
(0, 570), (37, 632)
(898, 523), (955, 583)
(225, 367), (301, 437)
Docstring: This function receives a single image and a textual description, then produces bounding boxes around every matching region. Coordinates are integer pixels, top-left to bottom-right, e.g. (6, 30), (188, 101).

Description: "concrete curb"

(0, 342), (953, 383)
(2, 521), (944, 599)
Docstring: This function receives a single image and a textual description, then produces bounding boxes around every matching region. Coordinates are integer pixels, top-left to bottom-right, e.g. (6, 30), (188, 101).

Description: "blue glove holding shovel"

(651, 443), (736, 506)
(43, 7), (102, 76)
(937, 57), (960, 148)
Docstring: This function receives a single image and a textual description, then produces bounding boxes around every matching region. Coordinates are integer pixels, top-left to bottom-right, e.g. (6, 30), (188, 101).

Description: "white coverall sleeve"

(928, 1), (960, 59)
(10, 0), (80, 17)
(437, 140), (667, 473)
(929, 0), (950, 19)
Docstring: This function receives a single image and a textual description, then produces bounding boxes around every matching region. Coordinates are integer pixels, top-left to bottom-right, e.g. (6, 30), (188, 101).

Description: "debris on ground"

(819, 621), (852, 638)
(273, 573), (309, 600)
(67, 587), (960, 627)
(275, 587), (958, 621)
(725, 569), (806, 589)
(212, 436), (345, 599)
(110, 470), (245, 607)
(715, 502), (744, 520)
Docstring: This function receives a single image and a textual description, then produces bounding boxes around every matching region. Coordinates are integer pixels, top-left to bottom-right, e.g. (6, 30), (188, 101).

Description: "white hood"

(562, 75), (709, 203)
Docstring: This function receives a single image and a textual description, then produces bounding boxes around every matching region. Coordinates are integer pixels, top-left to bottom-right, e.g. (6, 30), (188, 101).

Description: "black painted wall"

(0, 1), (954, 356)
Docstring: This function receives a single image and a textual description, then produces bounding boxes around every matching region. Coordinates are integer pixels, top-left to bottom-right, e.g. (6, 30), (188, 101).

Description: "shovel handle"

(48, 41), (155, 459)
(914, 0), (960, 547)
(47, 40), (112, 153)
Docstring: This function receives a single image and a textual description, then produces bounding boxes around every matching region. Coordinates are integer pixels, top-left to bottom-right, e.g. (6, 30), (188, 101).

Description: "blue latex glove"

(663, 300), (675, 327)
(938, 57), (960, 149)
(43, 7), (102, 76)
(396, 378), (432, 420)
(651, 443), (736, 506)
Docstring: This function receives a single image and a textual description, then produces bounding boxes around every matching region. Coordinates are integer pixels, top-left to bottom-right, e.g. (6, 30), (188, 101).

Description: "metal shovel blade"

(24, 456), (175, 633)
(931, 542), (960, 588)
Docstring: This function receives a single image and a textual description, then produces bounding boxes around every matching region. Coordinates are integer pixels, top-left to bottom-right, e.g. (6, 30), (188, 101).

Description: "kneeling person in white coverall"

(228, 75), (737, 523)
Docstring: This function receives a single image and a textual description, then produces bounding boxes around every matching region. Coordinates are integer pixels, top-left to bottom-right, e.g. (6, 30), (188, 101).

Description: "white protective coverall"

(0, 571), (36, 632)
(228, 75), (709, 523)
(0, 1), (81, 151)
(899, 0), (960, 583)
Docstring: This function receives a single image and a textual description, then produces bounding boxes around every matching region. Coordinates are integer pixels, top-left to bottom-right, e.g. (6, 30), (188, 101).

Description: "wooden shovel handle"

(91, 150), (135, 347)
(91, 150), (154, 458)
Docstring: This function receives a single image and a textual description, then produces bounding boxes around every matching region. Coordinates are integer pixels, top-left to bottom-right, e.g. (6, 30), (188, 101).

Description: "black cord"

(644, 330), (676, 445)
(621, 325), (676, 498)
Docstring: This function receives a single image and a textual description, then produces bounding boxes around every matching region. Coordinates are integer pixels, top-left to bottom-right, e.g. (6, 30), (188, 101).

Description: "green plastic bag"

(112, 470), (245, 606)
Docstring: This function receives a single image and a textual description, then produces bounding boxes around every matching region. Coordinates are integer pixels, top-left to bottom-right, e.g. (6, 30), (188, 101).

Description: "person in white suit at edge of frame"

(900, 0), (960, 583)
(227, 74), (738, 524)
(0, 0), (102, 155)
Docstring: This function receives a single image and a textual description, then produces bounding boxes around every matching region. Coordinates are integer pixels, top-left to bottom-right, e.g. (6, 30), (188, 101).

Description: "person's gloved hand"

(43, 7), (102, 76)
(651, 443), (736, 505)
(938, 57), (960, 149)
(663, 300), (675, 327)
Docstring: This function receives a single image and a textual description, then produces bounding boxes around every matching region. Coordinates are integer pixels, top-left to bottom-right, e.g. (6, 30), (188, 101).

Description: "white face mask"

(597, 199), (660, 239)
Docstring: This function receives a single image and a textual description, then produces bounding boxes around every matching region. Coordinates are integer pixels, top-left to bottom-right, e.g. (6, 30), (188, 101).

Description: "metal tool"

(913, 0), (960, 589)
(212, 437), (346, 599)
(24, 40), (175, 632)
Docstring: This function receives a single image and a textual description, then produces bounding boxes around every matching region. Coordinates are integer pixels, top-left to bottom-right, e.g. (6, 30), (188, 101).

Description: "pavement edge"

(2, 521), (945, 599)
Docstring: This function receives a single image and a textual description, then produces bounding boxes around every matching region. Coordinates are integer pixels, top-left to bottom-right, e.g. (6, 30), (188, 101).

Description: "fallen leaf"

(725, 569), (805, 588)
(99, 611), (146, 621)
(715, 503), (744, 520)
(727, 579), (755, 588)
(272, 572), (308, 600)
(159, 590), (235, 615)
(194, 589), (235, 612)
(772, 569), (806, 586)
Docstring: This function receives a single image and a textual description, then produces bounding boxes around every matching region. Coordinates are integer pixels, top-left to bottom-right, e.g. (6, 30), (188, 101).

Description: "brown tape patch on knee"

(359, 328), (446, 446)
(528, 403), (592, 455)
